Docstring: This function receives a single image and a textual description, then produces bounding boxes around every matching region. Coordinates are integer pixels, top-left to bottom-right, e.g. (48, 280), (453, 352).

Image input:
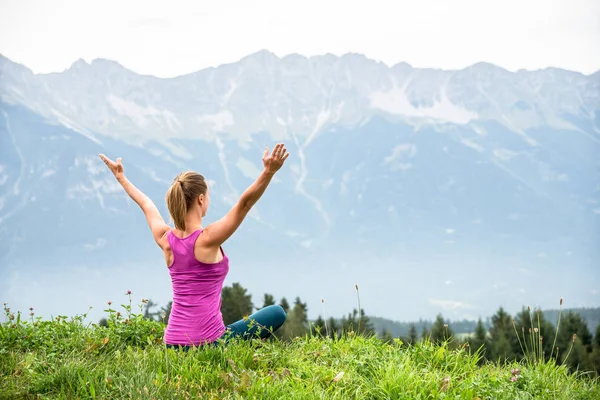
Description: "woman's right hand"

(262, 143), (290, 175)
(99, 154), (125, 181)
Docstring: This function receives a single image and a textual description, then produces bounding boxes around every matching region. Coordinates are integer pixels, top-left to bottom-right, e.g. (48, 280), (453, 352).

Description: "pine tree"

(469, 318), (487, 357)
(489, 307), (517, 361)
(311, 315), (326, 336)
(430, 314), (452, 344)
(380, 329), (394, 344)
(343, 309), (358, 333)
(557, 312), (594, 372)
(559, 312), (592, 348)
(279, 297), (290, 313)
(160, 301), (172, 324)
(494, 332), (512, 362)
(408, 323), (418, 345)
(421, 325), (430, 342)
(221, 282), (254, 325)
(261, 293), (276, 309)
(280, 297), (309, 340)
(357, 308), (375, 336)
(590, 323), (600, 375)
(327, 317), (339, 339)
(142, 299), (159, 320)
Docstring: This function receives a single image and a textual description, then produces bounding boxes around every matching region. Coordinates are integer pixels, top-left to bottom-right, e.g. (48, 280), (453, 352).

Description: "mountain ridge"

(2, 49), (598, 158)
(2, 51), (599, 79)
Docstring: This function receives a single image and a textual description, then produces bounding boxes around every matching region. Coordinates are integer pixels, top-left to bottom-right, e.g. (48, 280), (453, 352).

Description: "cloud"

(493, 148), (519, 162)
(538, 162), (569, 182)
(445, 228), (455, 235)
(429, 298), (472, 311)
(133, 17), (171, 28)
(1, 0), (599, 78)
(518, 268), (539, 277)
(84, 238), (107, 250)
(236, 157), (263, 180)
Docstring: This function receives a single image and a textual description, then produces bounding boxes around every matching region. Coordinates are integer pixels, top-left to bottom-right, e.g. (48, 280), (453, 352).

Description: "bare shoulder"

(194, 226), (225, 263)
(195, 223), (220, 249)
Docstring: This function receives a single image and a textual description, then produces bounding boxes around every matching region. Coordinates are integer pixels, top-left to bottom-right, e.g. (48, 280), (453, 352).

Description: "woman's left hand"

(99, 154), (124, 180)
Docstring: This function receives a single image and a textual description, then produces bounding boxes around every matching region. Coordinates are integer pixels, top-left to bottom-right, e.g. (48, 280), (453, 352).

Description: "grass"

(1, 300), (599, 399)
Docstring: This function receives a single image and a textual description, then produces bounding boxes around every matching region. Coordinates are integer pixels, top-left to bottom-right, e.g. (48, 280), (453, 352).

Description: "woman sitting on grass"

(99, 143), (290, 349)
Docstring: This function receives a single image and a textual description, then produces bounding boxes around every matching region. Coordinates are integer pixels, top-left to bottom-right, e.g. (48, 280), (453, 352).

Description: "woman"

(99, 143), (290, 349)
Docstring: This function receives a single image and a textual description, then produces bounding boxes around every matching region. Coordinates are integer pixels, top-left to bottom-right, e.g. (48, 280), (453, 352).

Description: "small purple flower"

(510, 376), (518, 382)
(511, 368), (520, 376)
(126, 290), (132, 295)
(107, 301), (112, 306)
(29, 307), (34, 311)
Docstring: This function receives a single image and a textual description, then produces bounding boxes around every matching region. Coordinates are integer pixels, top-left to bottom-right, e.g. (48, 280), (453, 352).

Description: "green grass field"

(1, 303), (599, 400)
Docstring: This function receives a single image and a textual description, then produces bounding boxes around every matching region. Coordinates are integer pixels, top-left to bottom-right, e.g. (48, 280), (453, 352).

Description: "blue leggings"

(166, 305), (286, 350)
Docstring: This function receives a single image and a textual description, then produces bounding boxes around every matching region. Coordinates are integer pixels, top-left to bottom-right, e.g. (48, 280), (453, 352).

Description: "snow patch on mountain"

(0, 165), (7, 185)
(50, 108), (100, 144)
(493, 148), (519, 162)
(2, 110), (23, 196)
(41, 169), (56, 179)
(107, 94), (181, 133)
(370, 83), (477, 124)
(304, 109), (331, 147)
(66, 178), (123, 208)
(197, 110), (235, 133)
(73, 155), (105, 176)
(459, 137), (485, 152)
(215, 137), (239, 202)
(384, 143), (417, 171)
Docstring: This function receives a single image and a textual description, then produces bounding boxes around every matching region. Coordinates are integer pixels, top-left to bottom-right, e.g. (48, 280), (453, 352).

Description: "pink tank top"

(163, 229), (229, 346)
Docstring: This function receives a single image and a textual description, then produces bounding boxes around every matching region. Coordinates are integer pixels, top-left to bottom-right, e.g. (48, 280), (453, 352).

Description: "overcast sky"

(1, 0), (599, 77)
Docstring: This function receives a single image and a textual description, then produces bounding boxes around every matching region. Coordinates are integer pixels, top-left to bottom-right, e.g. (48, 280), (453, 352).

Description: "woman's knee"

(266, 304), (287, 325)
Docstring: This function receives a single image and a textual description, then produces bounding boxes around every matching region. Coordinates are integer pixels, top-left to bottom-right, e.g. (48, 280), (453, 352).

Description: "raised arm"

(200, 143), (289, 248)
(99, 154), (171, 247)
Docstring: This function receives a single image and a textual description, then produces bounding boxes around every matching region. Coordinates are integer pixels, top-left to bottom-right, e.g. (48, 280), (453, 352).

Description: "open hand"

(262, 143), (289, 174)
(99, 154), (124, 180)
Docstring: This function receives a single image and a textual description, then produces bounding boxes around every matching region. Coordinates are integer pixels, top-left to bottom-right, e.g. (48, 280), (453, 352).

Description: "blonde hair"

(165, 171), (207, 231)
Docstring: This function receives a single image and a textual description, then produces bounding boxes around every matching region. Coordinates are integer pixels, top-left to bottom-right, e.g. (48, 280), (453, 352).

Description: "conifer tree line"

(102, 283), (600, 376)
(384, 306), (600, 376)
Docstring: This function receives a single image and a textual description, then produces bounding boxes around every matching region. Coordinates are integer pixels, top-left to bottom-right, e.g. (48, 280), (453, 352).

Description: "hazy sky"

(1, 0), (599, 77)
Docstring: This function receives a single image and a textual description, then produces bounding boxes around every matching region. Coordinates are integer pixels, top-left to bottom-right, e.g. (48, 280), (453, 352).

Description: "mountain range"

(0, 50), (598, 324)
